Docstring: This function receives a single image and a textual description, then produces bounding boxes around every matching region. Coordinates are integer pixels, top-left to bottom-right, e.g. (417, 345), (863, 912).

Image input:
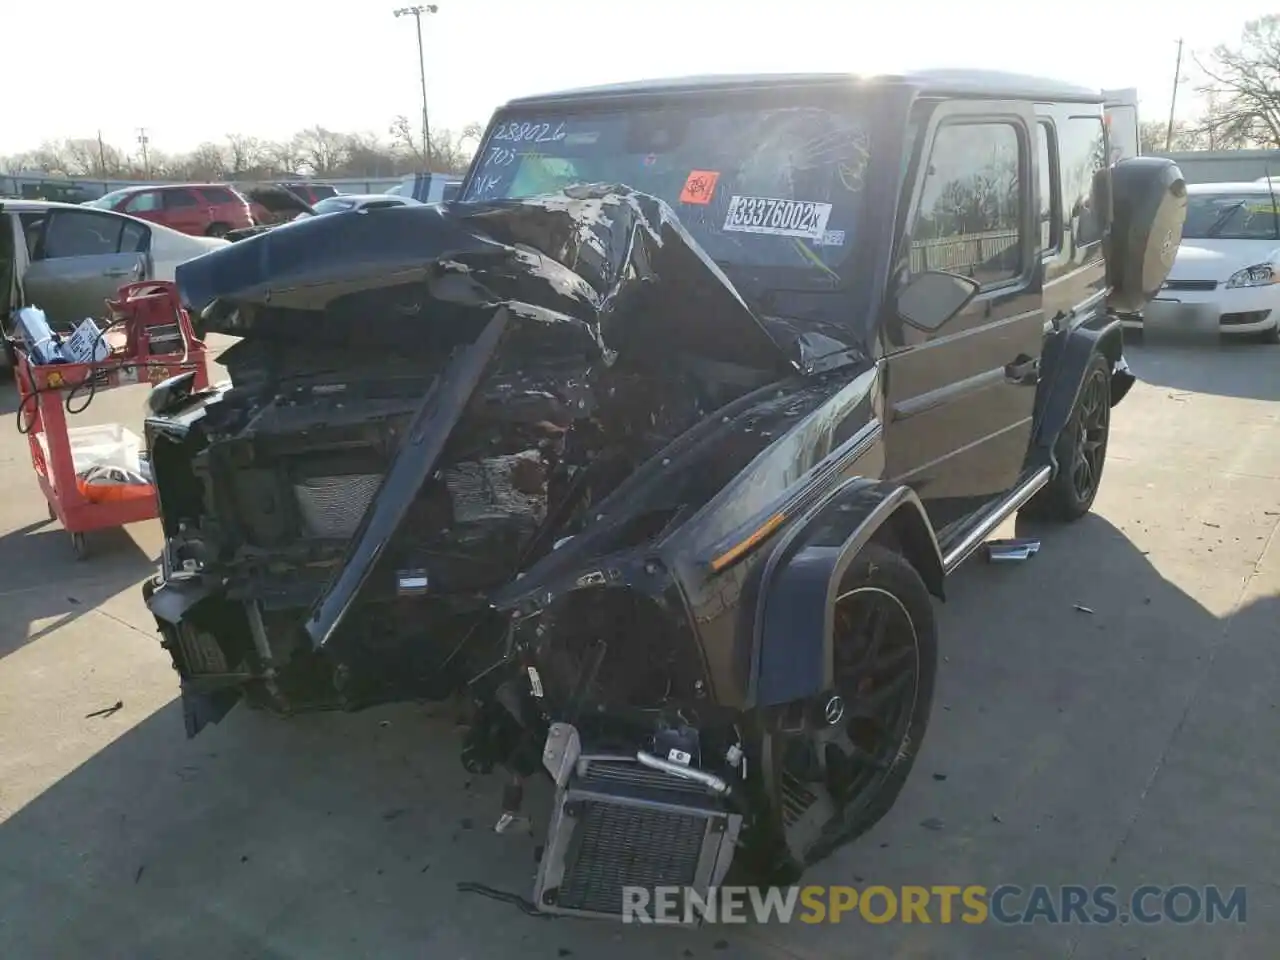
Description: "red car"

(86, 184), (254, 237)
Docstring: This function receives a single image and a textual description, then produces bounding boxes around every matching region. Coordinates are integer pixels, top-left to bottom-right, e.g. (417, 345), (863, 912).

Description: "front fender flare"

(1034, 315), (1128, 454)
(749, 480), (943, 709)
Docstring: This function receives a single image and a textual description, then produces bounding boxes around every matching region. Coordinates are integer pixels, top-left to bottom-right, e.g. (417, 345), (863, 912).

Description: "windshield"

(465, 101), (871, 288)
(1183, 192), (1280, 240)
(85, 189), (134, 210)
(312, 196), (358, 215)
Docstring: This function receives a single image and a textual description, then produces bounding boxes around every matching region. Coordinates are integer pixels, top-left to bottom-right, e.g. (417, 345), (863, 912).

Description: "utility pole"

(137, 128), (151, 178)
(394, 5), (438, 171)
(1165, 38), (1183, 152)
(96, 131), (107, 175)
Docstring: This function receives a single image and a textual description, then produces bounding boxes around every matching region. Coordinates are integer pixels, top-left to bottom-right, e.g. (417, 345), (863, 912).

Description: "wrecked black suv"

(142, 70), (1185, 919)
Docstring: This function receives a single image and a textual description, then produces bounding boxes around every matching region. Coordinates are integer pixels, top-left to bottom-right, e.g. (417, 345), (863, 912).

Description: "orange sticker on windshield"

(680, 170), (720, 205)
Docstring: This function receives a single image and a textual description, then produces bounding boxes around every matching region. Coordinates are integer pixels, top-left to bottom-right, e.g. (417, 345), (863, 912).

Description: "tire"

(1260, 321), (1280, 345)
(735, 544), (938, 884)
(205, 222), (229, 238)
(1021, 351), (1111, 523)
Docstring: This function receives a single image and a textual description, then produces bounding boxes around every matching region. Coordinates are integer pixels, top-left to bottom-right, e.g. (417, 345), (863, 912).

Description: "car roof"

(327, 194), (414, 203)
(0, 198), (87, 212)
(1187, 182), (1280, 195)
(503, 69), (1103, 109)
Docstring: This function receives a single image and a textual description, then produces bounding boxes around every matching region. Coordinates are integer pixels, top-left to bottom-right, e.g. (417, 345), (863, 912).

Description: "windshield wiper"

(1205, 200), (1246, 238)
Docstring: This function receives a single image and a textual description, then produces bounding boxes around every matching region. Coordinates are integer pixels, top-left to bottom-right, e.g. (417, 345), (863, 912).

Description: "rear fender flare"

(1033, 316), (1127, 455)
(750, 481), (943, 709)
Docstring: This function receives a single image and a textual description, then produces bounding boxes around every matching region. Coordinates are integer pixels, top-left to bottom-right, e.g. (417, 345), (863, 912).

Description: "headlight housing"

(1225, 263), (1278, 288)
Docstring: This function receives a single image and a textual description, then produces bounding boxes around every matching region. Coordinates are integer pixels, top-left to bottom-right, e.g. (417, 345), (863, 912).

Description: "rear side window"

(1036, 121), (1061, 253)
(40, 210), (126, 258)
(911, 121), (1024, 287)
(199, 187), (240, 205)
(309, 184), (338, 200)
(1060, 116), (1107, 253)
(163, 189), (199, 208)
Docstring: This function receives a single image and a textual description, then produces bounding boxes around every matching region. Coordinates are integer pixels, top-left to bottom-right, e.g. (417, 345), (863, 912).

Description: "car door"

(881, 99), (1044, 534)
(21, 209), (150, 325)
(161, 188), (204, 235)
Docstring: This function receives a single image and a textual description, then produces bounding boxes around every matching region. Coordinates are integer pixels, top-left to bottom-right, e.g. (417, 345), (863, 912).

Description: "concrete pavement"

(0, 339), (1276, 959)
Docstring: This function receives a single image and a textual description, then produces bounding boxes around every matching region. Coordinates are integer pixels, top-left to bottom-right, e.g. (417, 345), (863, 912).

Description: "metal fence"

(909, 228), (1020, 273)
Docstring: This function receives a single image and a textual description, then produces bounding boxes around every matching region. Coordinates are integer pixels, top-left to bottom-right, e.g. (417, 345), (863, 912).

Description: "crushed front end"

(142, 187), (791, 755)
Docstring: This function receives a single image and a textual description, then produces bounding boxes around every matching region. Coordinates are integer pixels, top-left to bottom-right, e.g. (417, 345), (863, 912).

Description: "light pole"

(393, 4), (438, 171)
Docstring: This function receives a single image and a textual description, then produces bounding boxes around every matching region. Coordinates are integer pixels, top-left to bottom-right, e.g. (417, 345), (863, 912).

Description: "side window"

(911, 121), (1024, 287)
(163, 189), (199, 208)
(40, 211), (124, 259)
(124, 192), (160, 213)
(1060, 116), (1107, 253)
(199, 187), (238, 205)
(120, 220), (151, 253)
(1036, 122), (1061, 253)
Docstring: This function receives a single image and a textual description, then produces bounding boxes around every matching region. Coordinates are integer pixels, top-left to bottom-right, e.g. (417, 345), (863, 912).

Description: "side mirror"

(895, 270), (981, 332)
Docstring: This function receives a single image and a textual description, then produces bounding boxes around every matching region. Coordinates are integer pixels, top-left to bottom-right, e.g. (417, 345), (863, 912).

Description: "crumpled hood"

(174, 184), (791, 373)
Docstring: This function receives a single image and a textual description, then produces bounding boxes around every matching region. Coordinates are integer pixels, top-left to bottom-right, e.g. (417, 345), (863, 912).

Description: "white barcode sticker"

(667, 748), (692, 765)
(723, 195), (833, 240)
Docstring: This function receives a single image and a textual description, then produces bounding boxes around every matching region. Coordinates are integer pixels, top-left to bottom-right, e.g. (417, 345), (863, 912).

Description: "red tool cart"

(12, 281), (209, 559)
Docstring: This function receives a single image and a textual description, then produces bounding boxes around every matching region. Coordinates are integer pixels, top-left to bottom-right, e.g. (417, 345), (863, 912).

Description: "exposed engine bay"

(144, 187), (828, 915)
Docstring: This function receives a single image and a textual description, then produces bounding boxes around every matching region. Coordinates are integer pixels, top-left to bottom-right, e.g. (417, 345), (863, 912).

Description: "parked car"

(1122, 181), (1280, 342)
(142, 70), (1183, 918)
(85, 184), (254, 238)
(224, 193), (419, 242)
(311, 194), (420, 214)
(384, 172), (461, 203)
(240, 183), (316, 228)
(1, 199), (226, 367)
(279, 181), (339, 205)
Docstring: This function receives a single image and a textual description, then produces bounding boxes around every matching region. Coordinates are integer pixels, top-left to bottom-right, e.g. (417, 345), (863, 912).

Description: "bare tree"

(293, 126), (349, 176)
(0, 117), (484, 183)
(1194, 16), (1280, 148)
(225, 134), (265, 174)
(1140, 119), (1210, 152)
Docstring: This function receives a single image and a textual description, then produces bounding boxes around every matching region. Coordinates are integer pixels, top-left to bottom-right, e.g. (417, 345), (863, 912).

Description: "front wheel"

(1022, 351), (1112, 523)
(736, 545), (938, 883)
(205, 222), (229, 238)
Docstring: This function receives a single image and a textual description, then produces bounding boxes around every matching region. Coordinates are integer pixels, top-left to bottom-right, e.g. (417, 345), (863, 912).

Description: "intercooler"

(293, 474), (384, 539)
(534, 755), (741, 921)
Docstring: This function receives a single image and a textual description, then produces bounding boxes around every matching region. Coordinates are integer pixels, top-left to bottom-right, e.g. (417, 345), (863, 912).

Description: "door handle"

(1004, 355), (1039, 384)
(103, 268), (131, 277)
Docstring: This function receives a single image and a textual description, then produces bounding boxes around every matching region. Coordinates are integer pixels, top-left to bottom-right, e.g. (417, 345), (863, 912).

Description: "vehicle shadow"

(0, 520), (156, 661)
(1124, 337), (1280, 402)
(0, 513), (1269, 960)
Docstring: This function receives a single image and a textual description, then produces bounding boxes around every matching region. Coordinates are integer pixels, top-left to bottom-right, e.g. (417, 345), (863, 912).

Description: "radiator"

(293, 474), (383, 539)
(534, 756), (741, 921)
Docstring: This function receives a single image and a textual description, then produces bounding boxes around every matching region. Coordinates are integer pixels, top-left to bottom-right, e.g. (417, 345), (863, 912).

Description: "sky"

(4, 0), (1271, 158)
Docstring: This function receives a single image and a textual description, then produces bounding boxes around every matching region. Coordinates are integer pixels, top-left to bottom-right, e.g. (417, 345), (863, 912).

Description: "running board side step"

(941, 465), (1052, 574)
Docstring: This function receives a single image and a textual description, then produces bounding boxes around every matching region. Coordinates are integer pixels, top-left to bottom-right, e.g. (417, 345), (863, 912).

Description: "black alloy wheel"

(742, 545), (937, 882)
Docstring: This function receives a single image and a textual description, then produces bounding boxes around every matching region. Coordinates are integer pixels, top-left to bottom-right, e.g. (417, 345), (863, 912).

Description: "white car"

(1125, 181), (1280, 343)
(2, 199), (227, 366)
(307, 194), (420, 216)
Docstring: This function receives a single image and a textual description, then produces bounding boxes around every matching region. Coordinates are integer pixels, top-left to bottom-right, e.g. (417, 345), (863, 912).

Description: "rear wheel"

(1022, 351), (1111, 523)
(737, 545), (938, 883)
